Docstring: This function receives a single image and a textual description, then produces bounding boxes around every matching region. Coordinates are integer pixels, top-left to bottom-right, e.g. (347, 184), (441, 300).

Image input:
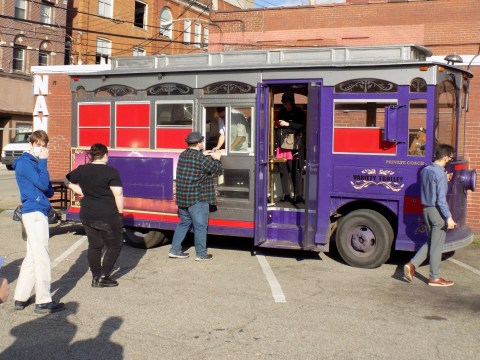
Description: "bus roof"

(69, 45), (473, 82)
(109, 44), (432, 73)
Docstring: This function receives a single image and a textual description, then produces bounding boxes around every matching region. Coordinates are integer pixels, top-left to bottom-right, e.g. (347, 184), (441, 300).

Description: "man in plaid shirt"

(169, 131), (223, 261)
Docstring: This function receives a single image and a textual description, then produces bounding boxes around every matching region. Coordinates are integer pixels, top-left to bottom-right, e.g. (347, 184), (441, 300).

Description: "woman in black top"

(65, 144), (124, 288)
(274, 91), (306, 204)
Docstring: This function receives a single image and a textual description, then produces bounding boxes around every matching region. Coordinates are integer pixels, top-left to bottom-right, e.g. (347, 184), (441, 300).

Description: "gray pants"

(410, 206), (447, 279)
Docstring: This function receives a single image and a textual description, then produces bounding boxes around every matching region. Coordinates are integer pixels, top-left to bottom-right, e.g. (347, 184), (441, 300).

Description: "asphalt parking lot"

(0, 207), (479, 360)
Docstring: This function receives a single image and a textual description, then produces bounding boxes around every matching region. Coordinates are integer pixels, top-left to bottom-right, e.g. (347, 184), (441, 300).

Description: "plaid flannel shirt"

(175, 148), (223, 207)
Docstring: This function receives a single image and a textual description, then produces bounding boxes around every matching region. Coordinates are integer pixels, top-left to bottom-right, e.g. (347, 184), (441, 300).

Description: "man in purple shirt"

(404, 144), (456, 287)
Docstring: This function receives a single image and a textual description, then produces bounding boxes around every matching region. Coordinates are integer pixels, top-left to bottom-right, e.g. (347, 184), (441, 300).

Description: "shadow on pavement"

(0, 301), (124, 360)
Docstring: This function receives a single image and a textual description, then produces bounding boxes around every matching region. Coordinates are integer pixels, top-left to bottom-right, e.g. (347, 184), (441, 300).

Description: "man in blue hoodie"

(13, 130), (65, 314)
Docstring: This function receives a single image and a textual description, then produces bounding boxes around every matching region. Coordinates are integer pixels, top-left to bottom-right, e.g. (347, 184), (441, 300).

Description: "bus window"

(156, 102), (193, 126)
(435, 80), (456, 147)
(333, 100), (396, 154)
(408, 99), (427, 156)
(457, 84), (467, 159)
(229, 107), (253, 153)
(205, 107), (225, 151)
(155, 101), (193, 148)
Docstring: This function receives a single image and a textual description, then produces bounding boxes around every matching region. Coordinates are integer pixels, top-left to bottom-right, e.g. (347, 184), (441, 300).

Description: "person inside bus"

(274, 91), (306, 204)
(230, 110), (248, 152)
(212, 107), (226, 152)
(65, 143), (124, 288)
(404, 144), (456, 287)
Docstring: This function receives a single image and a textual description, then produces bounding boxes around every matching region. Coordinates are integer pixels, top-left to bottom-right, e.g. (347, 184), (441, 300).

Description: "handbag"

(281, 132), (296, 150)
(13, 205), (58, 225)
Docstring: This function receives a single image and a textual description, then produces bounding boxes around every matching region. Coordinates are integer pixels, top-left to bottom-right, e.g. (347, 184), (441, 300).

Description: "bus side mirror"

(384, 105), (399, 142)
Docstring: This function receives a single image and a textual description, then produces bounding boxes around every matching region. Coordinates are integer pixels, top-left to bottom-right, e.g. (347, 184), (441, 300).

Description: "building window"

(40, 2), (52, 24)
(133, 47), (145, 56)
(160, 7), (172, 39)
(134, 1), (147, 29)
(203, 27), (208, 49)
(183, 20), (191, 44)
(14, 0), (27, 19)
(13, 46), (26, 71)
(96, 38), (111, 64)
(98, 0), (113, 18)
(194, 23), (201, 48)
(39, 50), (49, 66)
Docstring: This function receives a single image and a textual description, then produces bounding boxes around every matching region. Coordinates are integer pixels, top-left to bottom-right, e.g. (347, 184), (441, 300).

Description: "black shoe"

(92, 275), (119, 288)
(34, 301), (65, 314)
(195, 254), (213, 261)
(292, 196), (304, 204)
(14, 299), (32, 311)
(280, 194), (291, 202)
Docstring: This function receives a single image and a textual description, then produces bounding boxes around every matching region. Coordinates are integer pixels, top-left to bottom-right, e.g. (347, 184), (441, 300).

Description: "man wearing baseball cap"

(168, 132), (223, 261)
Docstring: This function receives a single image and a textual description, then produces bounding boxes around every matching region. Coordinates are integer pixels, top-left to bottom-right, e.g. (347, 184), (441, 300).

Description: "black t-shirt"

(275, 106), (306, 148)
(66, 163), (122, 221)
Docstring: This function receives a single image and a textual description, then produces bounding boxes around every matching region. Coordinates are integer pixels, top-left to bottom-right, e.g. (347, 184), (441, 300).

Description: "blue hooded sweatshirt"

(13, 152), (54, 216)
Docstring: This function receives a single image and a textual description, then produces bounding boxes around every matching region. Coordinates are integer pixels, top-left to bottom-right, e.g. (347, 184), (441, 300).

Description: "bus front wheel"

(336, 209), (393, 269)
(124, 227), (170, 249)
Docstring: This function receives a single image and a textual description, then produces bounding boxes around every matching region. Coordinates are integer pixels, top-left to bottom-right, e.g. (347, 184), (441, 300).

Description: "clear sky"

(254, 0), (345, 8)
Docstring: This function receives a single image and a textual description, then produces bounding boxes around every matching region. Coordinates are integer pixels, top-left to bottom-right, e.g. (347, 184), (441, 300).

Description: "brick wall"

(0, 0), (67, 71)
(41, 74), (72, 180)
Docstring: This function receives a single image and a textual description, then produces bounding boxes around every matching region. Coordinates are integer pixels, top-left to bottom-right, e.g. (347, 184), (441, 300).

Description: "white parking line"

(447, 258), (480, 276)
(256, 254), (286, 303)
(51, 236), (87, 269)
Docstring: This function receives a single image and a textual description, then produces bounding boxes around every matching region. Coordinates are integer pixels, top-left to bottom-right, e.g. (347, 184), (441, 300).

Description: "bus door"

(303, 82), (321, 250)
(254, 84), (269, 245)
(255, 82), (316, 249)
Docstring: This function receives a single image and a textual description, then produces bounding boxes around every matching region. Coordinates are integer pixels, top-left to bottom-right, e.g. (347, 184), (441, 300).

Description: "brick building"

(66, 0), (243, 64)
(0, 0), (67, 152)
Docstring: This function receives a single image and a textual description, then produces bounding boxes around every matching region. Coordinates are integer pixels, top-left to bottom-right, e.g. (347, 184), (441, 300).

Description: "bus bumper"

(443, 225), (474, 253)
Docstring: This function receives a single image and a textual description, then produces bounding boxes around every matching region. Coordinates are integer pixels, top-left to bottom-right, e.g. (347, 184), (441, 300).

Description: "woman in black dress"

(274, 91), (306, 204)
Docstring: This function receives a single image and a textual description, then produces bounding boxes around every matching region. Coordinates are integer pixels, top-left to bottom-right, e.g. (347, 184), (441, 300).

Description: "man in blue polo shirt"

(404, 144), (456, 287)
(168, 132), (223, 261)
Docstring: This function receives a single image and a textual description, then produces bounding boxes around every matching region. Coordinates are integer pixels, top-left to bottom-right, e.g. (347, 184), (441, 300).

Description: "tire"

(336, 209), (394, 269)
(6, 165), (13, 170)
(124, 227), (170, 249)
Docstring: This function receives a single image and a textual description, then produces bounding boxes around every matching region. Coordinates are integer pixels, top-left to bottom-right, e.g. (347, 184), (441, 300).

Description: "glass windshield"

(435, 80), (457, 152)
(457, 82), (467, 159)
(11, 133), (30, 143)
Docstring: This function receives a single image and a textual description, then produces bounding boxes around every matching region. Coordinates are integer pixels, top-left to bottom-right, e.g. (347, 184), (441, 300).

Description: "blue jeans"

(170, 201), (209, 258)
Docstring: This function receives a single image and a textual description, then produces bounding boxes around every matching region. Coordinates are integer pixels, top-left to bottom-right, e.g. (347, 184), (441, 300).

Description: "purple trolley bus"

(67, 44), (476, 268)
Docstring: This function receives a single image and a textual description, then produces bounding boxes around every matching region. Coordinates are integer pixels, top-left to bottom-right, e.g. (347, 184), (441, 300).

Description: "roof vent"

(444, 54), (463, 65)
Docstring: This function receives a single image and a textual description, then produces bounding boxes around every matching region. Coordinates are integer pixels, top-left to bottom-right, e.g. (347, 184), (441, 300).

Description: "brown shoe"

(403, 262), (415, 282)
(428, 278), (454, 287)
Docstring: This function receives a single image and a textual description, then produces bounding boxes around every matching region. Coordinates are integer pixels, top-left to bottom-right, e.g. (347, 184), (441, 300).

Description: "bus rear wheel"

(336, 209), (393, 269)
(124, 227), (170, 249)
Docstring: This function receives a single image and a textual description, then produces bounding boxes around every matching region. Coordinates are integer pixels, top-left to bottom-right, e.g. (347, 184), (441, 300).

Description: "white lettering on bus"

(33, 75), (49, 131)
(385, 160), (426, 166)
